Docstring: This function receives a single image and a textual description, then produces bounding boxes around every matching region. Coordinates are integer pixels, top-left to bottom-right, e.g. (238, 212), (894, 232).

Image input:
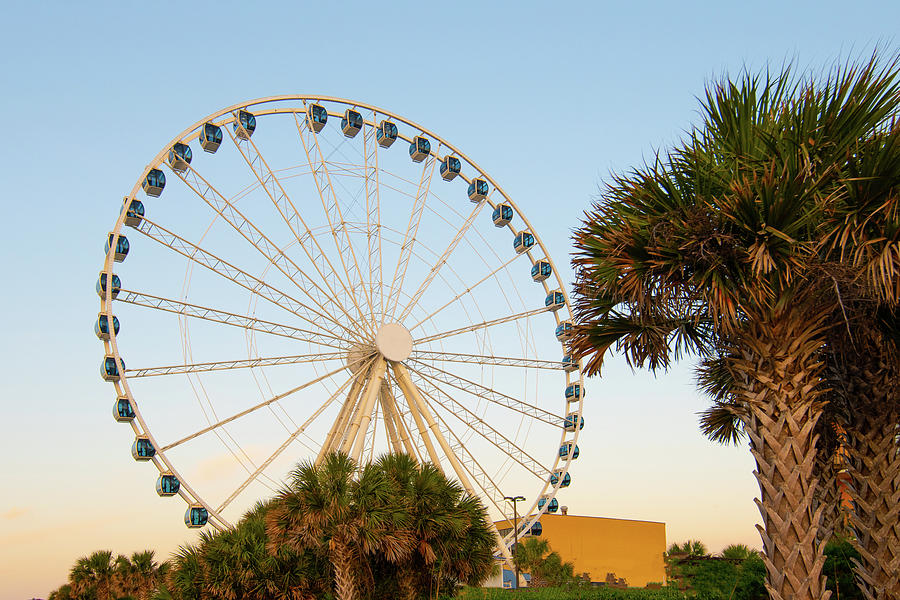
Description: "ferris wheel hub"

(375, 322), (413, 362)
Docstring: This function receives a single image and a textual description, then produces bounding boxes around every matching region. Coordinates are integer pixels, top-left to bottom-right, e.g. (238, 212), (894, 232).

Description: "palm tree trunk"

(846, 410), (900, 600)
(729, 314), (831, 600)
(398, 566), (418, 600)
(331, 541), (358, 600)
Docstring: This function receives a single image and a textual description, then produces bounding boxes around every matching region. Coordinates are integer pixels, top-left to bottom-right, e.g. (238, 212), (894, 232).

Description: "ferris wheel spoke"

(361, 121), (385, 322)
(294, 113), (376, 330)
(216, 369), (360, 513)
(414, 307), (548, 345)
(406, 359), (561, 427)
(126, 350), (345, 378)
(409, 252), (524, 331)
(116, 290), (346, 350)
(170, 163), (358, 339)
(224, 124), (372, 338)
(405, 366), (551, 479)
(395, 199), (488, 323)
(385, 150), (439, 321)
(159, 362), (352, 452)
(133, 217), (361, 341)
(409, 350), (564, 371)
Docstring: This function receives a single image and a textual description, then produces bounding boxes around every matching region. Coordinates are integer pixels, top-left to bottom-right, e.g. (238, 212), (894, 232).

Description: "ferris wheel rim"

(99, 95), (585, 553)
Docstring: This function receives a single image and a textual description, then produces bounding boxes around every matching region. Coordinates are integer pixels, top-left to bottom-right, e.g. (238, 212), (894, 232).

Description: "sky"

(1, 1), (897, 598)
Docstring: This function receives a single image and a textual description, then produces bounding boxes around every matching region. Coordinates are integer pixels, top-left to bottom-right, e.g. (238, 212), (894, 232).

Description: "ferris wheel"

(96, 96), (585, 562)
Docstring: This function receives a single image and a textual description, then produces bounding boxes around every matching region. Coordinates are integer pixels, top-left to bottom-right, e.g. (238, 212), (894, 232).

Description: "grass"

(457, 586), (686, 600)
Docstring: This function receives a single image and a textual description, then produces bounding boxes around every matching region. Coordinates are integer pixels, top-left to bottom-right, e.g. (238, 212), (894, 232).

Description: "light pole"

(504, 495), (525, 589)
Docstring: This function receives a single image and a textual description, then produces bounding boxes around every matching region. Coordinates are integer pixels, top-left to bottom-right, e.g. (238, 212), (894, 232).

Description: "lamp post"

(504, 495), (526, 589)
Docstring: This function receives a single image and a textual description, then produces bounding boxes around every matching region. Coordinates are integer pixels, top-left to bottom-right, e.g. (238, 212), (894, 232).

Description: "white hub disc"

(375, 322), (413, 362)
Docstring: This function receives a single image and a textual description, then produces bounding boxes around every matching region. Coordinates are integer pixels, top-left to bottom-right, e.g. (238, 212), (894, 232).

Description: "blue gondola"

(95, 314), (120, 340)
(156, 472), (181, 496)
(544, 290), (565, 311)
(113, 396), (135, 422)
(564, 413), (584, 431)
(531, 260), (552, 282)
(513, 231), (535, 254)
(307, 103), (328, 133)
(530, 521), (543, 536)
(105, 233), (129, 262)
(200, 122), (223, 153)
(131, 436), (155, 461)
(537, 496), (559, 513)
(96, 273), (121, 299)
(565, 383), (584, 400)
(409, 136), (431, 162)
(440, 156), (461, 180)
(121, 198), (144, 227)
(142, 169), (166, 197)
(492, 204), (513, 227)
(101, 356), (125, 382)
(467, 178), (489, 202)
(376, 120), (398, 147)
(341, 109), (363, 137)
(167, 143), (193, 173)
(561, 355), (578, 373)
(555, 321), (574, 342)
(559, 443), (580, 459)
(185, 504), (209, 528)
(549, 471), (571, 488)
(234, 109), (256, 139)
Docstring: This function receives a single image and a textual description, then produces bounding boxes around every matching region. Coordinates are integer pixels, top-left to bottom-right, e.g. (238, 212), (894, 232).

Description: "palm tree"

(512, 537), (575, 587)
(47, 584), (75, 600)
(571, 57), (900, 600)
(265, 452), (407, 600)
(70, 550), (119, 600)
(164, 544), (204, 600)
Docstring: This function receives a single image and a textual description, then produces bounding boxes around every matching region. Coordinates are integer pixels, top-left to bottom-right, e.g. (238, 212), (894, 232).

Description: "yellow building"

(496, 513), (667, 587)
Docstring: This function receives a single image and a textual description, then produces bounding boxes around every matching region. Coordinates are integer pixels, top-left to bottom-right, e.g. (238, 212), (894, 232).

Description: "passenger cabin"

(544, 290), (565, 311)
(307, 103), (328, 133)
(234, 110), (256, 139)
(167, 143), (193, 173)
(409, 136), (431, 162)
(440, 156), (461, 180)
(531, 260), (552, 282)
(185, 504), (209, 528)
(122, 198), (144, 227)
(467, 178), (489, 202)
(559, 442), (580, 459)
(513, 231), (535, 254)
(564, 413), (584, 431)
(492, 204), (513, 227)
(376, 120), (398, 147)
(561, 355), (578, 373)
(101, 356), (125, 381)
(538, 496), (559, 513)
(550, 471), (572, 488)
(94, 314), (120, 340)
(341, 109), (363, 137)
(530, 521), (543, 536)
(200, 122), (223, 153)
(142, 169), (166, 197)
(565, 383), (584, 400)
(132, 436), (155, 461)
(156, 473), (181, 496)
(106, 233), (129, 262)
(114, 396), (135, 422)
(555, 321), (573, 342)
(96, 273), (121, 299)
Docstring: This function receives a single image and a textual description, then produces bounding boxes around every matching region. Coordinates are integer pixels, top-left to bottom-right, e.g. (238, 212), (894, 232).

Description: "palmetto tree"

(265, 452), (409, 600)
(571, 57), (900, 600)
(70, 549), (119, 600)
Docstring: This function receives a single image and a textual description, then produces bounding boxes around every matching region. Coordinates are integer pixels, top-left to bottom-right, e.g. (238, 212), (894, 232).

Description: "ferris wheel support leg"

(392, 362), (515, 566)
(317, 364), (370, 465)
(343, 358), (387, 460)
(378, 383), (403, 455)
(380, 383), (419, 460)
(392, 364), (444, 472)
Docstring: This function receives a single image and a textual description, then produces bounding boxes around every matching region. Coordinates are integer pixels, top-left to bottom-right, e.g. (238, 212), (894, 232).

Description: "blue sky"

(1, 2), (897, 597)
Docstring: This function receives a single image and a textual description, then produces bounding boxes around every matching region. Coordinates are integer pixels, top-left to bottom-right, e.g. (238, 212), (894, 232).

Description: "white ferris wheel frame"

(98, 95), (586, 564)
